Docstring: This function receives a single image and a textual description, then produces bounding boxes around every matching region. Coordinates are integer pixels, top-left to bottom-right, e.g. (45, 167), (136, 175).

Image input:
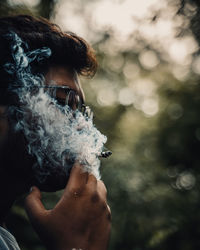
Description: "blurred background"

(1, 0), (200, 249)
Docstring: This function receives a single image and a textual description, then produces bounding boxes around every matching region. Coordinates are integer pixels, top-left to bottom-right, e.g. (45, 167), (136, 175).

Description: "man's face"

(0, 66), (85, 193)
(45, 66), (85, 104)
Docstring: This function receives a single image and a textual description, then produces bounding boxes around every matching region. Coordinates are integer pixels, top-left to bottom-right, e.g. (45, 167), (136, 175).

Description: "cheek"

(32, 166), (69, 192)
(0, 125), (35, 176)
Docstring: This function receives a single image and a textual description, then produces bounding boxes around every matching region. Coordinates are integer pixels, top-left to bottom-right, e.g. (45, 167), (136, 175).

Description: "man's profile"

(0, 14), (111, 250)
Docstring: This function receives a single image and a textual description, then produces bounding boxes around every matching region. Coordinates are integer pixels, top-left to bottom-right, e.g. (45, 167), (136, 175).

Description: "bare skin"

(25, 163), (111, 250)
(0, 66), (111, 249)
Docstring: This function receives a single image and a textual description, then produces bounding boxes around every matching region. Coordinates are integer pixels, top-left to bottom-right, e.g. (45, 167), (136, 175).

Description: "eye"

(56, 97), (66, 107)
(43, 86), (83, 110)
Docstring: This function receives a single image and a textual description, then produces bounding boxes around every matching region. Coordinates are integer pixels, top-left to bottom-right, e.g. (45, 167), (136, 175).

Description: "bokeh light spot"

(139, 50), (159, 70)
(169, 36), (198, 65)
(118, 87), (134, 106)
(167, 103), (183, 120)
(141, 98), (159, 116)
(192, 56), (200, 75)
(123, 62), (140, 79)
(8, 0), (40, 6)
(176, 172), (196, 190)
(134, 79), (156, 97)
(97, 88), (117, 106)
(172, 65), (190, 81)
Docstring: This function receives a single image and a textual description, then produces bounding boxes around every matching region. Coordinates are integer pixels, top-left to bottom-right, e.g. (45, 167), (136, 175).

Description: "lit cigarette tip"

(100, 150), (112, 158)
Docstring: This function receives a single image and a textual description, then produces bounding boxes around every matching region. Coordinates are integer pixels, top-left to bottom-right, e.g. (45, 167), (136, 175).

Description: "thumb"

(25, 186), (48, 228)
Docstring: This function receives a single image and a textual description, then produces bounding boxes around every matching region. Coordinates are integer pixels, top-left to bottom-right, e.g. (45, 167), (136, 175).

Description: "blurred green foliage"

(1, 0), (200, 250)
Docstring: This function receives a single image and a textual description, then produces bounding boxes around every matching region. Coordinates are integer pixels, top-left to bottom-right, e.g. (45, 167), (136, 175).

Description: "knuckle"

(107, 210), (112, 222)
(98, 180), (107, 194)
(90, 191), (100, 203)
(104, 187), (108, 196)
(99, 202), (111, 221)
(101, 201), (108, 211)
(106, 205), (112, 221)
(85, 183), (97, 196)
(98, 180), (105, 187)
(89, 173), (98, 183)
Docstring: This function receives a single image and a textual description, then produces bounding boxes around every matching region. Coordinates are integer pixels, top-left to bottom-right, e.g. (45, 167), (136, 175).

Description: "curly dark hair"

(0, 14), (97, 104)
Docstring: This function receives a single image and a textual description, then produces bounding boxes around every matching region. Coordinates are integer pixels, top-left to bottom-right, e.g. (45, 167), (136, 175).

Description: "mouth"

(32, 162), (72, 192)
(31, 150), (112, 192)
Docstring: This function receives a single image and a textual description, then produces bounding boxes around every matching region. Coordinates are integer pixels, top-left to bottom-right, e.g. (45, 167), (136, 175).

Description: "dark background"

(1, 0), (200, 249)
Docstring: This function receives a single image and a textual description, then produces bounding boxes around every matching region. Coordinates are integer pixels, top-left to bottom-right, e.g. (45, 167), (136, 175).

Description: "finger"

(97, 180), (107, 199)
(25, 186), (48, 226)
(65, 162), (88, 194)
(87, 173), (97, 190)
(107, 204), (111, 215)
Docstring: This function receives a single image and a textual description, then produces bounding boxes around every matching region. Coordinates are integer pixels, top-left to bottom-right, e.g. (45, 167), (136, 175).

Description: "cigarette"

(99, 150), (112, 158)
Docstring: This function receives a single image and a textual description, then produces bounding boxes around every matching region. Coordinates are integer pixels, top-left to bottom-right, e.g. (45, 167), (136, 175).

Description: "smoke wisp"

(4, 32), (107, 183)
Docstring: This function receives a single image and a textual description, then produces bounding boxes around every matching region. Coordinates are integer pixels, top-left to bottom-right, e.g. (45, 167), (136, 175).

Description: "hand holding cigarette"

(25, 162), (111, 250)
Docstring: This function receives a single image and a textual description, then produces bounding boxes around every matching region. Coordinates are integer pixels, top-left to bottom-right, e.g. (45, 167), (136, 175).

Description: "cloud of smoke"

(4, 32), (107, 183)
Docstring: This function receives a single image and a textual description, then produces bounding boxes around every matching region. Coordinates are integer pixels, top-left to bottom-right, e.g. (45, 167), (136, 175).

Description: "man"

(0, 15), (111, 250)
